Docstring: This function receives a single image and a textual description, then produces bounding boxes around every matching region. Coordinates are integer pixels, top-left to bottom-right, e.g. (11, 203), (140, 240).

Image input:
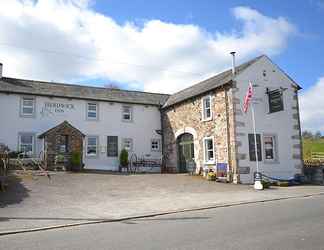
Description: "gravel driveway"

(1, 171), (324, 232)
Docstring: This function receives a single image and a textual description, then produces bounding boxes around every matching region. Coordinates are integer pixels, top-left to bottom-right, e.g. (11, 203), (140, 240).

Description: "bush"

(7, 151), (22, 159)
(119, 149), (129, 167)
(70, 151), (82, 171)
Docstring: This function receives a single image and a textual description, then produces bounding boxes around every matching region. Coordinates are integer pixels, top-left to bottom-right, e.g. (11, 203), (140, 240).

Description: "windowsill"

(267, 110), (284, 114)
(86, 117), (98, 121)
(204, 161), (215, 165)
(86, 154), (98, 158)
(264, 160), (280, 164)
(122, 119), (133, 123)
(20, 114), (35, 118)
(202, 117), (213, 122)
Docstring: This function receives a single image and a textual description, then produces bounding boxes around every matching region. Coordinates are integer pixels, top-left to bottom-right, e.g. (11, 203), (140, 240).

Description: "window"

(58, 135), (69, 153)
(203, 137), (214, 163)
(20, 97), (35, 117)
(202, 96), (212, 121)
(263, 135), (277, 161)
(151, 139), (161, 152)
(268, 89), (284, 113)
(18, 133), (35, 155)
(86, 136), (98, 157)
(248, 134), (262, 161)
(87, 103), (98, 120)
(122, 105), (132, 122)
(107, 136), (118, 157)
(122, 138), (133, 151)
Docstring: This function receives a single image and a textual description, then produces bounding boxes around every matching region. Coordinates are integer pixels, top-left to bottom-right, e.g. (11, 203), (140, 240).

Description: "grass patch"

(303, 138), (324, 160)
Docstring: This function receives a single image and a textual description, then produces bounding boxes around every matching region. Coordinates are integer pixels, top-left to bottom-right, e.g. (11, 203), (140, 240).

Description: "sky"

(0, 0), (323, 132)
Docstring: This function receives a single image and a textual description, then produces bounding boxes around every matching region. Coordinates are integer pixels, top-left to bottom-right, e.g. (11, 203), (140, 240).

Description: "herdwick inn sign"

(40, 102), (75, 117)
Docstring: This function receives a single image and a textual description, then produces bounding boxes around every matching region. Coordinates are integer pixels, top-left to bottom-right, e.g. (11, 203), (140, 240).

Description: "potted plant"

(207, 172), (216, 181)
(119, 148), (129, 172)
(70, 151), (82, 172)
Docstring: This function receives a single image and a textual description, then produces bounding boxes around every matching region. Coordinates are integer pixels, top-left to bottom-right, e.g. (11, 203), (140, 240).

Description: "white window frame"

(86, 136), (99, 157)
(151, 139), (161, 152)
(122, 105), (133, 122)
(122, 138), (133, 152)
(18, 133), (35, 156)
(20, 96), (35, 117)
(86, 102), (98, 120)
(203, 136), (215, 164)
(201, 95), (212, 121)
(263, 134), (279, 163)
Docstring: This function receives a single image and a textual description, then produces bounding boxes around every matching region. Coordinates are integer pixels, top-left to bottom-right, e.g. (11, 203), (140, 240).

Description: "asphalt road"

(1, 195), (324, 250)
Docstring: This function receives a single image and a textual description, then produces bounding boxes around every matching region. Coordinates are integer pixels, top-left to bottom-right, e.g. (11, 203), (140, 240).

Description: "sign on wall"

(40, 102), (75, 117)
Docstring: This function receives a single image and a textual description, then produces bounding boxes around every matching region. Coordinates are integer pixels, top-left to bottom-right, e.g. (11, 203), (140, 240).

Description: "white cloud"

(0, 1), (296, 93)
(300, 77), (324, 132)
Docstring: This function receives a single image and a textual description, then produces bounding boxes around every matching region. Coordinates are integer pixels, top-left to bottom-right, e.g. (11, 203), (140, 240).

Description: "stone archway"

(174, 127), (200, 173)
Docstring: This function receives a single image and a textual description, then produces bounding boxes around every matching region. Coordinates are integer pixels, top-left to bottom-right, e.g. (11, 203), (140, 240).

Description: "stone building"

(161, 55), (303, 183)
(0, 54), (303, 183)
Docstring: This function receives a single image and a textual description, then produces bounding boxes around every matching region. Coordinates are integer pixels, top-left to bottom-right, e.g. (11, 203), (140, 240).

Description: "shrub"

(70, 151), (82, 171)
(119, 149), (129, 167)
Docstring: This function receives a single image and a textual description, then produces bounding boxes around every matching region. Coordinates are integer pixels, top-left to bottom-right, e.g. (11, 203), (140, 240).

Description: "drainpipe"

(159, 105), (165, 173)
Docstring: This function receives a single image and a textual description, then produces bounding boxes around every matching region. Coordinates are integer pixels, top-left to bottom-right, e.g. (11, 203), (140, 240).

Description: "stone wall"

(43, 121), (84, 168)
(162, 85), (236, 176)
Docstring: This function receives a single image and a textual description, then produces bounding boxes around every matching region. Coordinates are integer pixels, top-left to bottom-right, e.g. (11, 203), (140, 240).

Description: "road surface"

(1, 195), (324, 250)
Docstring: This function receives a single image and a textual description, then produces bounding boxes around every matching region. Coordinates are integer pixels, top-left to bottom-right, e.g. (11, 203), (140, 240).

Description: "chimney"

(0, 63), (2, 78)
(230, 52), (236, 76)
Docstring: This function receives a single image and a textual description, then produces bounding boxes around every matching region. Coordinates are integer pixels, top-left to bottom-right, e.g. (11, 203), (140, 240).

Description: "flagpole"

(250, 83), (259, 174)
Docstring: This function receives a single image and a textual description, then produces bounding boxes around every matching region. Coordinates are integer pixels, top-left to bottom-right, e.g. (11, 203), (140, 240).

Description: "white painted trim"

(20, 96), (36, 118)
(201, 95), (213, 122)
(86, 102), (99, 121)
(121, 105), (133, 122)
(263, 133), (280, 164)
(203, 136), (216, 164)
(85, 135), (99, 158)
(174, 127), (198, 140)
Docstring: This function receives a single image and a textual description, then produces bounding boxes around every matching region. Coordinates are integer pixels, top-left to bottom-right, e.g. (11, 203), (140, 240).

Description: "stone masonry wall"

(162, 85), (236, 175)
(44, 122), (84, 168)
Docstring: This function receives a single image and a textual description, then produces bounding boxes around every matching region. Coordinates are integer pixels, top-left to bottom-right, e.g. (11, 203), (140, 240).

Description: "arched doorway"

(177, 133), (195, 173)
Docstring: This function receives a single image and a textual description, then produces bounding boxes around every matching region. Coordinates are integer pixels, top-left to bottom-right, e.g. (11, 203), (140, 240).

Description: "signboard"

(40, 102), (75, 117)
(239, 166), (250, 174)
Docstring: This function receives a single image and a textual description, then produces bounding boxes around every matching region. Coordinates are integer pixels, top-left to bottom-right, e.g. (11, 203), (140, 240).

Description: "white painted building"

(0, 72), (168, 171)
(0, 55), (304, 183)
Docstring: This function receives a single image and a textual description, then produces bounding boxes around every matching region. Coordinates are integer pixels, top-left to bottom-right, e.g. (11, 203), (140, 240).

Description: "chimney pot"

(230, 52), (236, 76)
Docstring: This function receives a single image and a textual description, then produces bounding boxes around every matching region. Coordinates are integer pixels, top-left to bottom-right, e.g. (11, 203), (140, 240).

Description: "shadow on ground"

(0, 175), (30, 208)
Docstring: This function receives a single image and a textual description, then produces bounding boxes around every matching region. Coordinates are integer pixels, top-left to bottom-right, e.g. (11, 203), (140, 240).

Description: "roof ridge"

(163, 54), (265, 108)
(1, 76), (170, 96)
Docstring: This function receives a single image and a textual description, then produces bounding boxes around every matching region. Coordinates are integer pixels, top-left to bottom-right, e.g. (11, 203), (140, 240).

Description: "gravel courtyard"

(1, 171), (324, 232)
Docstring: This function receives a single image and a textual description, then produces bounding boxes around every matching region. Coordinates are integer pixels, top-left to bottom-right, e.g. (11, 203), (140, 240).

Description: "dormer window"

(202, 96), (212, 121)
(268, 89), (283, 113)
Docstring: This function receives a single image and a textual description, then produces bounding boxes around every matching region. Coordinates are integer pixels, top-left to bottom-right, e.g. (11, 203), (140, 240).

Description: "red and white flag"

(243, 82), (253, 113)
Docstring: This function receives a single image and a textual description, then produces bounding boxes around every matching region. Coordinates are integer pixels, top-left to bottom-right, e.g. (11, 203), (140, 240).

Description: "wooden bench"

(311, 152), (324, 162)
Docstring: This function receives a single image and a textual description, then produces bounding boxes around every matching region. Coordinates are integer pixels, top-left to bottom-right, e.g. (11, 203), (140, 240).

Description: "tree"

(302, 130), (313, 139)
(315, 131), (322, 139)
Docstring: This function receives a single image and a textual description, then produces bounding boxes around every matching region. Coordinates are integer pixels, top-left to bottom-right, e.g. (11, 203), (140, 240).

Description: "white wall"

(234, 56), (303, 183)
(0, 94), (162, 170)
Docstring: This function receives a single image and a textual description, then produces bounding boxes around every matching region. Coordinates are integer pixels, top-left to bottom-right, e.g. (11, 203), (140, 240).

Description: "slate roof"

(38, 120), (85, 138)
(162, 55), (265, 108)
(0, 77), (170, 106)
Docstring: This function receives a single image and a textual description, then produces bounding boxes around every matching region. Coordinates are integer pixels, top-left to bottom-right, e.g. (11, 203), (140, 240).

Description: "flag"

(243, 82), (253, 113)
